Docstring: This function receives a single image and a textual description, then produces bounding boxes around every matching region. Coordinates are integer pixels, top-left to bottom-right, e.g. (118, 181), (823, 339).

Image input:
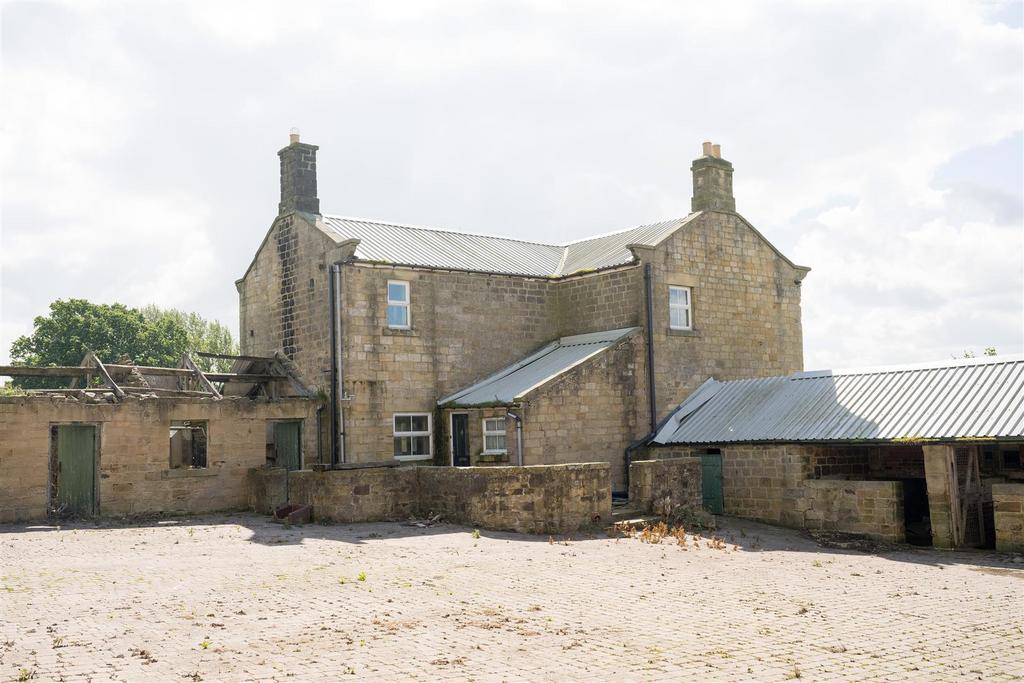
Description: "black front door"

(452, 414), (470, 467)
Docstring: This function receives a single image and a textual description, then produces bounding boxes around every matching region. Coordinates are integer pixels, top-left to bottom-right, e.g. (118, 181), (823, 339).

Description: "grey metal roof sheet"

(439, 327), (640, 406)
(317, 214), (698, 278)
(653, 355), (1024, 445)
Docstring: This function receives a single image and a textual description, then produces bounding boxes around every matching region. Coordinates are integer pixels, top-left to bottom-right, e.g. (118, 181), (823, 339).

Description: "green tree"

(8, 299), (239, 387)
(140, 306), (238, 372)
(9, 299), (188, 388)
(958, 348), (997, 359)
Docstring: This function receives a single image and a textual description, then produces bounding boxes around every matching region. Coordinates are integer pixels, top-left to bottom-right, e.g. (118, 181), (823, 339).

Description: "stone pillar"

(992, 483), (1024, 553)
(922, 444), (955, 548)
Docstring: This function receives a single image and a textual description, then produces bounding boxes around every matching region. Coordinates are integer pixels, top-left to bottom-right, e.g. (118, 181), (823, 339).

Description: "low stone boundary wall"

(247, 462), (612, 534)
(800, 480), (904, 542)
(289, 467), (419, 523)
(629, 457), (701, 515)
(993, 483), (1024, 553)
(419, 464), (611, 534)
(247, 468), (288, 515)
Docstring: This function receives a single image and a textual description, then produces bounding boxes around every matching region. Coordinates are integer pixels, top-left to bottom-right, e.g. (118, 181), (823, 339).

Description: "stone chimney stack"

(278, 130), (320, 215)
(691, 141), (735, 212)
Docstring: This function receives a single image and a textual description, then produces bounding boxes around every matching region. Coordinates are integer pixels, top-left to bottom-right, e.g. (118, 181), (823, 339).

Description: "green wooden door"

(56, 425), (96, 516)
(701, 453), (724, 514)
(274, 422), (302, 471)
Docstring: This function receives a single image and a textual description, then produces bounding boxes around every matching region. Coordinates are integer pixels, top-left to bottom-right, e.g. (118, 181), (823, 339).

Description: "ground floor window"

(394, 413), (432, 461)
(482, 417), (507, 454)
(169, 421), (208, 469)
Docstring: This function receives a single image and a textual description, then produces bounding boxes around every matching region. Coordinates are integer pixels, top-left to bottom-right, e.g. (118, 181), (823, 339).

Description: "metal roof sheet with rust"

(652, 355), (1024, 445)
(317, 214), (698, 278)
(439, 327), (640, 407)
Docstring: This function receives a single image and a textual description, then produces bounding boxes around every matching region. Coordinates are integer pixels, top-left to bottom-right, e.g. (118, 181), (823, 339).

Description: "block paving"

(1, 514), (1022, 681)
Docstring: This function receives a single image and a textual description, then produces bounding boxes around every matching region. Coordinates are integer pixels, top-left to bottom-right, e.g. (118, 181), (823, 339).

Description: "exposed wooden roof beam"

(182, 354), (221, 399)
(84, 352), (125, 400)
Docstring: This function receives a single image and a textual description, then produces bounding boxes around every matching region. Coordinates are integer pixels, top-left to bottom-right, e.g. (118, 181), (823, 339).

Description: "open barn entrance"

(811, 444), (932, 546)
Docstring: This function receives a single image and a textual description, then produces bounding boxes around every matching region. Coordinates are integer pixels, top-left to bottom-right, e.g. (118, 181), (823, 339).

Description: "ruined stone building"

(237, 136), (808, 490)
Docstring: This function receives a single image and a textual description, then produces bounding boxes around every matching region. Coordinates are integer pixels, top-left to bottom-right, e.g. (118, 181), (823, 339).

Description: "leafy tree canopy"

(9, 299), (238, 387)
(140, 306), (238, 372)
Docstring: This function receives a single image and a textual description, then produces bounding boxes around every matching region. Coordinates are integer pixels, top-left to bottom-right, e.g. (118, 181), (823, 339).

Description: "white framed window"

(387, 280), (410, 329)
(393, 413), (431, 461)
(669, 285), (692, 331)
(482, 417), (507, 455)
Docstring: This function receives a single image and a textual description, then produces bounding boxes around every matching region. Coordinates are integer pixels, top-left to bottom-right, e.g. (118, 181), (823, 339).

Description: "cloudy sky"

(2, 0), (1022, 370)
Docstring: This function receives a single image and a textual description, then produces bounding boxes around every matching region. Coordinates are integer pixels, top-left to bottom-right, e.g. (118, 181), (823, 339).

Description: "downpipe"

(622, 262), (659, 494)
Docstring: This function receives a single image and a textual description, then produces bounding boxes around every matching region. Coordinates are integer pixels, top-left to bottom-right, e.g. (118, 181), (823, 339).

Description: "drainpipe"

(315, 404), (324, 464)
(643, 262), (657, 433)
(328, 263), (346, 467)
(507, 410), (524, 466)
(622, 262), (659, 494)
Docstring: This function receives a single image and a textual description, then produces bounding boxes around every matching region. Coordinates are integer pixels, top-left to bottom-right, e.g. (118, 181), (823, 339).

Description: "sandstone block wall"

(992, 483), (1024, 553)
(417, 463), (611, 534)
(801, 480), (905, 542)
(247, 467), (288, 515)
(246, 462), (612, 534)
(520, 334), (644, 491)
(340, 264), (561, 462)
(0, 395), (319, 522)
(642, 211), (806, 422)
(288, 466), (419, 523)
(629, 457), (702, 514)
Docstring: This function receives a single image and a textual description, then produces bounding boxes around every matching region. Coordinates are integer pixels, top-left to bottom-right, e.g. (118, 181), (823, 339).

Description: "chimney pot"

(711, 143), (721, 159)
(702, 141), (713, 157)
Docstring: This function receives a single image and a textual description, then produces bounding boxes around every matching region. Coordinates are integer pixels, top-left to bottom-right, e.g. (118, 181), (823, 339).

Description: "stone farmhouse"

(237, 136), (808, 490)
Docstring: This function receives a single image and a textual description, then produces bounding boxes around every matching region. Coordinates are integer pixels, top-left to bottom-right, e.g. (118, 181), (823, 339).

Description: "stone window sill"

(394, 454), (432, 463)
(383, 327), (419, 337)
(667, 328), (700, 337)
(477, 452), (509, 464)
(163, 468), (217, 479)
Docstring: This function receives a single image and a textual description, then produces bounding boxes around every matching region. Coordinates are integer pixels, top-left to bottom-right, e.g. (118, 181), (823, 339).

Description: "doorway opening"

(267, 420), (303, 470)
(49, 424), (98, 518)
(450, 413), (470, 467)
(901, 478), (932, 546)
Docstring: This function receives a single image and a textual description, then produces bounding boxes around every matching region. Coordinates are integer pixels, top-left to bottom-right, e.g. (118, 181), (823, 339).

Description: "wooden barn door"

(947, 446), (984, 548)
(54, 425), (96, 517)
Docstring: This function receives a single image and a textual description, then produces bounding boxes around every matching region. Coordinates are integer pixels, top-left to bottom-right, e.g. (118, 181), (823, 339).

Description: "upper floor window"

(387, 280), (410, 329)
(394, 413), (432, 461)
(482, 417), (507, 455)
(669, 285), (692, 330)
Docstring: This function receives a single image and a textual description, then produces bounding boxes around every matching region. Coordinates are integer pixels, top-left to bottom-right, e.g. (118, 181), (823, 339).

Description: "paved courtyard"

(1, 514), (1021, 682)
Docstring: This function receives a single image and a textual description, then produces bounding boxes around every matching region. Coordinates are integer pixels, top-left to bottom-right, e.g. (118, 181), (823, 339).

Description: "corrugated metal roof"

(317, 214), (697, 278)
(653, 355), (1024, 445)
(439, 327), (640, 406)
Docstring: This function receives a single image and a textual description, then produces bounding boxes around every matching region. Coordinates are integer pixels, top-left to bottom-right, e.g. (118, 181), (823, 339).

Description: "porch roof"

(439, 327), (639, 407)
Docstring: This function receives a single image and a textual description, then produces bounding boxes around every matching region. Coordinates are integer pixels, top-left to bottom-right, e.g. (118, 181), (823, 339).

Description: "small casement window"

(387, 280), (410, 329)
(393, 413), (431, 460)
(482, 417), (507, 454)
(169, 421), (208, 469)
(669, 285), (693, 330)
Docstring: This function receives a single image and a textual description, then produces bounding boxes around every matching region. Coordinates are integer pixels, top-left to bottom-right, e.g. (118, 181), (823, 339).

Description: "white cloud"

(1, 0), (1021, 369)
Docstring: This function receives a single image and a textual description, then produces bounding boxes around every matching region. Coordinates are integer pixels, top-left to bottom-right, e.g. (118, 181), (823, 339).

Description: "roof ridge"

(558, 215), (694, 247)
(321, 213), (562, 250)
(793, 354), (1024, 379)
